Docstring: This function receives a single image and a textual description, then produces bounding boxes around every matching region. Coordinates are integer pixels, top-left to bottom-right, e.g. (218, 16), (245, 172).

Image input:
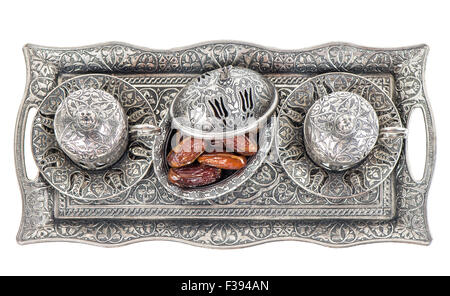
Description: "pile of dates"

(167, 134), (258, 188)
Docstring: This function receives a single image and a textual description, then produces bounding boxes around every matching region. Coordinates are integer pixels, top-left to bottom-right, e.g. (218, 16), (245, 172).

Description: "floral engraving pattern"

(31, 75), (156, 201)
(304, 91), (379, 170)
(152, 114), (276, 201)
(16, 42), (434, 247)
(171, 66), (277, 139)
(277, 73), (403, 198)
(56, 73), (394, 220)
(54, 88), (128, 170)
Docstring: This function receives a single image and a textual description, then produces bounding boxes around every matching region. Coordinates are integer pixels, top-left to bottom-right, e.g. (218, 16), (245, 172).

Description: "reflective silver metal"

(153, 113), (275, 201)
(15, 42), (435, 248)
(277, 72), (406, 199)
(304, 91), (379, 171)
(379, 126), (408, 138)
(31, 74), (157, 201)
(56, 72), (396, 221)
(54, 88), (128, 170)
(170, 66), (278, 139)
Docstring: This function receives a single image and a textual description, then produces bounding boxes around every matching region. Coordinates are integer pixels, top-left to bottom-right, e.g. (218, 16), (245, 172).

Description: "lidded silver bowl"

(169, 66), (278, 139)
(154, 66), (278, 201)
(54, 88), (128, 170)
(304, 91), (379, 171)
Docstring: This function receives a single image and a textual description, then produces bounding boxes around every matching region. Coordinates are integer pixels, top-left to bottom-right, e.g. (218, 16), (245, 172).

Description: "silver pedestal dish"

(153, 66), (278, 200)
(15, 42), (435, 248)
(153, 113), (275, 201)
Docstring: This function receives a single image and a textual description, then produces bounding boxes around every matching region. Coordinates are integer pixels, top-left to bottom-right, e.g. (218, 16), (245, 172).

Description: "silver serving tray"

(15, 42), (435, 248)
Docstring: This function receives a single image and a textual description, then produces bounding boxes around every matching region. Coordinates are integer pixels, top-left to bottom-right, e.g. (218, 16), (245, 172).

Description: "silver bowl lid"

(169, 66), (278, 140)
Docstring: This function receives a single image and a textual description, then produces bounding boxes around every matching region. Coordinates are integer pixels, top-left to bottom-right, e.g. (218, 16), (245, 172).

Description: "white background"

(1, 0), (449, 276)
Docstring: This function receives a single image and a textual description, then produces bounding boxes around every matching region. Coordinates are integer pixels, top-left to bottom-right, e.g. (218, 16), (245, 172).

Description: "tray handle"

(404, 101), (436, 186)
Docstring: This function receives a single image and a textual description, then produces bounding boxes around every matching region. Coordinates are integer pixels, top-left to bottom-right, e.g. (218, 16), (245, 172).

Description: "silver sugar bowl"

(54, 88), (128, 170)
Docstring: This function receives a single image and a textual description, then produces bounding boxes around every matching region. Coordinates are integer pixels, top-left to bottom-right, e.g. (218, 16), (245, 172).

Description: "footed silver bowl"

(153, 113), (276, 201)
(157, 66), (278, 201)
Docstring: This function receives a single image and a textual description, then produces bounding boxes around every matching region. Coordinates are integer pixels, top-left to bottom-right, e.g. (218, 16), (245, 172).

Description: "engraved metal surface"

(31, 74), (156, 200)
(15, 42), (435, 248)
(54, 88), (128, 170)
(170, 66), (278, 139)
(304, 91), (379, 171)
(55, 73), (395, 221)
(153, 114), (275, 201)
(277, 73), (404, 199)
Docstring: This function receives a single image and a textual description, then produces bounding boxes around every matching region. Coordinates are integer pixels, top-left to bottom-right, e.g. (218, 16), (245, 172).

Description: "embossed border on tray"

(15, 41), (435, 247)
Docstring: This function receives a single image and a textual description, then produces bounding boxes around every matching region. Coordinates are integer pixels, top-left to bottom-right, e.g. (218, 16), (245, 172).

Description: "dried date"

(198, 153), (247, 170)
(168, 164), (221, 188)
(167, 137), (205, 168)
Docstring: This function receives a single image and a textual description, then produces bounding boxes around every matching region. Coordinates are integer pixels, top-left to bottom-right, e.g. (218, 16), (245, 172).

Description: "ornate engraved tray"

(15, 42), (435, 247)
